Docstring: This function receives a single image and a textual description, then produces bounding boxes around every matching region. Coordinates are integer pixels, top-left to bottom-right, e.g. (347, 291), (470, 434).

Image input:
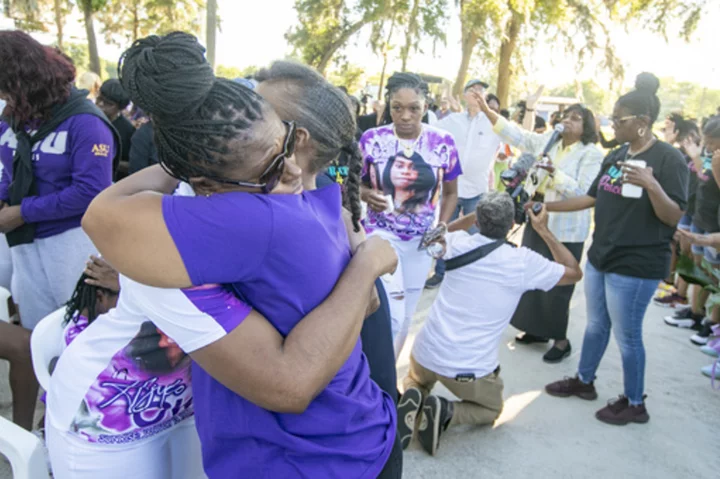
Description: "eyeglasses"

(611, 115), (638, 126)
(206, 121), (297, 194)
(562, 113), (584, 122)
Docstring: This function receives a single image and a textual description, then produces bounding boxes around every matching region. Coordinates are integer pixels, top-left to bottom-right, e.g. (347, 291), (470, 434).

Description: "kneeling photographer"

(396, 193), (583, 456)
(475, 91), (603, 363)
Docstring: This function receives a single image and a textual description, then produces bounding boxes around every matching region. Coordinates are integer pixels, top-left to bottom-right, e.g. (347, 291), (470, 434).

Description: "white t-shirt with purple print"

(47, 279), (249, 447)
(360, 124), (462, 241)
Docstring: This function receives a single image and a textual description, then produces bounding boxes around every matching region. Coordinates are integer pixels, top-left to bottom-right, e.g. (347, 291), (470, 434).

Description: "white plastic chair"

(0, 416), (48, 479)
(0, 286), (12, 323)
(30, 308), (66, 392)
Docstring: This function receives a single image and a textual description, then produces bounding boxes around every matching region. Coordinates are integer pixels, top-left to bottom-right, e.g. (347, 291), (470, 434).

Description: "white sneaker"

(690, 323), (713, 346)
(663, 307), (702, 329)
(700, 345), (719, 358)
(701, 363), (720, 379)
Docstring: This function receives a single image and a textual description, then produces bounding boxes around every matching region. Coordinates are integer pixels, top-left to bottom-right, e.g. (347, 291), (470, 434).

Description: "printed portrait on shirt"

(368, 162), (381, 191)
(125, 321), (188, 374)
(381, 152), (437, 215)
(70, 320), (193, 444)
(360, 125), (462, 240)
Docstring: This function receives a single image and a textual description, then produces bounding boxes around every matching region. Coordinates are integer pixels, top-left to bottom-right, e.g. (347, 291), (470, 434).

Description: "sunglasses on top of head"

(207, 120), (297, 194)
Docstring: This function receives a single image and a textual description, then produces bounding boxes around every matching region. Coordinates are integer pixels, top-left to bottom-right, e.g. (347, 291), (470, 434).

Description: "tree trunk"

(453, 30), (477, 97)
(316, 19), (368, 75)
(132, 0), (139, 42)
(400, 0), (420, 72)
(54, 0), (63, 49)
(377, 15), (397, 99)
(496, 11), (523, 109)
(206, 0), (218, 68)
(81, 1), (101, 75)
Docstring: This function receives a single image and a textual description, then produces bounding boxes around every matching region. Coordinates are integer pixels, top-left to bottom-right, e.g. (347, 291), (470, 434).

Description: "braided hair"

(381, 72), (430, 126)
(254, 61), (363, 231)
(616, 72), (661, 125)
(64, 273), (118, 325)
(118, 32), (272, 182)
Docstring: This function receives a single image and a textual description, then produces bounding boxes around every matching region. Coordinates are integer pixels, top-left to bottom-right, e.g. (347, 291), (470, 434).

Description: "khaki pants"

(403, 355), (504, 427)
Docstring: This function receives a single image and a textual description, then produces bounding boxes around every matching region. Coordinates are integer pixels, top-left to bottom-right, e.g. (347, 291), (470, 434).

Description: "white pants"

(46, 418), (206, 479)
(0, 234), (13, 291)
(369, 230), (433, 359)
(10, 227), (95, 329)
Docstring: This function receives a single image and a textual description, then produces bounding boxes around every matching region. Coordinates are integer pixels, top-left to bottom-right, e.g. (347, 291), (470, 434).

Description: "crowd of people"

(0, 27), (717, 478)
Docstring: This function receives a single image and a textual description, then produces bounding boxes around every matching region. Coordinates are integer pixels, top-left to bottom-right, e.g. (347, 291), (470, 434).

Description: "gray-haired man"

(398, 192), (583, 455)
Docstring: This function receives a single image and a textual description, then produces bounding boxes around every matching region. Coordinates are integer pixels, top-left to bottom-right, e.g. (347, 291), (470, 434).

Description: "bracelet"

(526, 108), (535, 112)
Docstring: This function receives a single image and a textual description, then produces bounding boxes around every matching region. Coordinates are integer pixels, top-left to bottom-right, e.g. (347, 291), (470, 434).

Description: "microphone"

(541, 124), (565, 158)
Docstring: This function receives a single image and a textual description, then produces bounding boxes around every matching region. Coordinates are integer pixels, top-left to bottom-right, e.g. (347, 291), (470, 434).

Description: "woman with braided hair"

(254, 62), (398, 406)
(361, 72), (461, 358)
(79, 32), (400, 478)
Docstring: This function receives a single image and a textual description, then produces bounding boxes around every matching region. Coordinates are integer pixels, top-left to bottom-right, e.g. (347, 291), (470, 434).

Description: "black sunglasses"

(206, 121), (297, 193)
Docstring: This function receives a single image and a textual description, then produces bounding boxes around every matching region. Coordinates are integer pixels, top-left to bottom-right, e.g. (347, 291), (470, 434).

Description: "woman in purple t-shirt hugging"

(82, 33), (400, 478)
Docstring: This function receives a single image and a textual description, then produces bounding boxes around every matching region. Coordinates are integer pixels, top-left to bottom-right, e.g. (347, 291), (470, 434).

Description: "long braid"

(255, 61), (362, 229)
(64, 274), (116, 325)
(119, 32), (268, 182)
(343, 141), (363, 232)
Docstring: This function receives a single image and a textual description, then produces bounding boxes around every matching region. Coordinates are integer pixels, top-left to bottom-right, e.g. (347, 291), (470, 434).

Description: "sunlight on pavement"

(493, 390), (542, 429)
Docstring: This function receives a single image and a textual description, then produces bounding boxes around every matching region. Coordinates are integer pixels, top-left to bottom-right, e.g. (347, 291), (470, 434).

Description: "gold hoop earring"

(638, 128), (646, 137)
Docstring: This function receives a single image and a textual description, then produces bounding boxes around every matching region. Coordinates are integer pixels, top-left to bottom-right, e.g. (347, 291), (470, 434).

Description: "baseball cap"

(464, 79), (489, 91)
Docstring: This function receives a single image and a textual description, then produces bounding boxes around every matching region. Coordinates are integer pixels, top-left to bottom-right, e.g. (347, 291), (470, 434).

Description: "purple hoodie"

(0, 114), (114, 239)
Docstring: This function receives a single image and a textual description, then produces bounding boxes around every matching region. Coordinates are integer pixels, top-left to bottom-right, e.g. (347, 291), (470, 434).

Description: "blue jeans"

(577, 262), (659, 405)
(434, 195), (481, 278)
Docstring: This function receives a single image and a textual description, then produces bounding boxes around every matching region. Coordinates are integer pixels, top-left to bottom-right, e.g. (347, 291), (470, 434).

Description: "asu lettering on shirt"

(92, 143), (111, 157)
(0, 115), (114, 239)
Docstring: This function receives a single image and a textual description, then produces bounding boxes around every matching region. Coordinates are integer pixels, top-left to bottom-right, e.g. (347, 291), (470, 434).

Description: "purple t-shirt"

(360, 124), (462, 240)
(0, 115), (114, 239)
(161, 184), (396, 478)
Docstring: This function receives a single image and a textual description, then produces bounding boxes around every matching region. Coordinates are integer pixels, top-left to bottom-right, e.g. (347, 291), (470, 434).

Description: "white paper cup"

(621, 159), (647, 199)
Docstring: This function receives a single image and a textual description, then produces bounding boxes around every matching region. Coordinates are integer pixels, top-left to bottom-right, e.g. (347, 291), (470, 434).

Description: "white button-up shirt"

(438, 112), (502, 199)
(494, 117), (604, 243)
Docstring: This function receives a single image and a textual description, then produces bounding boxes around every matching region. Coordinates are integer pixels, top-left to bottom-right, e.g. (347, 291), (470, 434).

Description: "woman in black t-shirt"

(541, 74), (689, 426)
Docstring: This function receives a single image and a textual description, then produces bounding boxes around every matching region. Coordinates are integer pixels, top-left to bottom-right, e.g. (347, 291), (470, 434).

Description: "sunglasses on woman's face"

(611, 115), (638, 126)
(208, 121), (297, 194)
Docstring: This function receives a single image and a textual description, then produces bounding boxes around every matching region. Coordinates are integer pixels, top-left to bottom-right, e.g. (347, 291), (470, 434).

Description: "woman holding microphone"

(475, 89), (603, 363)
(543, 74), (689, 425)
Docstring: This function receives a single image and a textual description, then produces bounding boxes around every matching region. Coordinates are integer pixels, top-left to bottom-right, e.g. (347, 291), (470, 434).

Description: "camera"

(500, 153), (536, 224)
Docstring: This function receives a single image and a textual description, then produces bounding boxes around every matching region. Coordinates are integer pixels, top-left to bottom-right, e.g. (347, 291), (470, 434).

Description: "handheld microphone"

(541, 124), (565, 158)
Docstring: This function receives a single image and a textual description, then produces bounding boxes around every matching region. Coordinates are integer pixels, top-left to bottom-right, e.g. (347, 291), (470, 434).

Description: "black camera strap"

(445, 238), (507, 272)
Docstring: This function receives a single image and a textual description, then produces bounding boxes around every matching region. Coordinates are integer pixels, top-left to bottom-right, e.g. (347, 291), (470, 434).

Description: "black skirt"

(510, 221), (584, 340)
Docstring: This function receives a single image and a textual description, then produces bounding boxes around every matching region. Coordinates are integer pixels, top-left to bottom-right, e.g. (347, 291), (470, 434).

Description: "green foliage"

(327, 59), (365, 92)
(655, 77), (720, 121)
(676, 254), (714, 287)
(286, 0), (392, 73)
(97, 0), (204, 47)
(397, 0), (449, 67)
(215, 64), (259, 80)
(63, 41), (117, 78)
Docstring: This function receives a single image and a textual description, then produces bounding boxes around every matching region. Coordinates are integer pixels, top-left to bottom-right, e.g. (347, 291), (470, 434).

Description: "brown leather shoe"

(595, 396), (649, 426)
(545, 375), (598, 400)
